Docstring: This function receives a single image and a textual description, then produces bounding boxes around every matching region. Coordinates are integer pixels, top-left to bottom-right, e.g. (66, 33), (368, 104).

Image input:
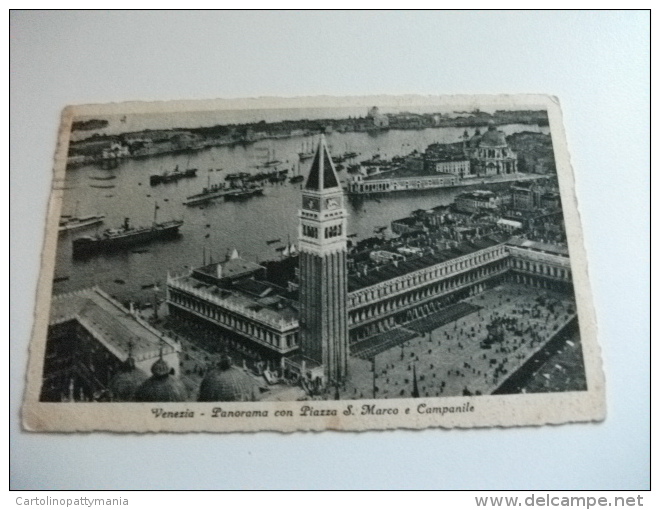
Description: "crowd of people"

(343, 282), (576, 399)
(154, 282), (576, 401)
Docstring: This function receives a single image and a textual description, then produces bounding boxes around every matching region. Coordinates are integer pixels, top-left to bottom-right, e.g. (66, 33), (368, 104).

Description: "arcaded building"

(165, 138), (572, 386)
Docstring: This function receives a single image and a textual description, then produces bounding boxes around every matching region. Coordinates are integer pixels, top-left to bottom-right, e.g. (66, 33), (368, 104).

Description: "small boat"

(224, 185), (264, 200)
(269, 173), (286, 184)
(266, 238), (281, 245)
(89, 175), (117, 181)
(53, 275), (69, 283)
(259, 148), (282, 168)
(289, 161), (304, 183)
(225, 172), (251, 181)
(348, 233), (358, 238)
(150, 164), (198, 185)
(104, 194), (114, 198)
(89, 183), (115, 189)
(114, 279), (126, 285)
(275, 246), (286, 252)
(204, 233), (210, 238)
(59, 203), (105, 232)
(184, 181), (227, 206)
(141, 283), (156, 290)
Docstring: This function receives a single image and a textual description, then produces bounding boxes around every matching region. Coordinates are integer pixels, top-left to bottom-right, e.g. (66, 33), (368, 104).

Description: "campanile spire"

(298, 135), (349, 385)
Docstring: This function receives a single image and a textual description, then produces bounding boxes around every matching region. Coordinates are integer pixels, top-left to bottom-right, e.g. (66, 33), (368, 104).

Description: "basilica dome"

(478, 124), (507, 147)
(109, 356), (149, 402)
(198, 355), (259, 402)
(134, 356), (188, 402)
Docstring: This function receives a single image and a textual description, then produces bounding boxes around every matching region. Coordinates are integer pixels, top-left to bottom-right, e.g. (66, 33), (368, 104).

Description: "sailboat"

(289, 160), (304, 183)
(261, 148), (281, 168)
(280, 235), (298, 258)
(298, 139), (314, 161)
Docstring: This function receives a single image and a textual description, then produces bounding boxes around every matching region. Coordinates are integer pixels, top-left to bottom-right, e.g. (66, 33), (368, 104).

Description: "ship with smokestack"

(72, 203), (183, 256)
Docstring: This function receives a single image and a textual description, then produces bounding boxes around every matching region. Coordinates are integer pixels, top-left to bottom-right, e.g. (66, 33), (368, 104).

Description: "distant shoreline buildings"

(43, 117), (570, 402)
(66, 108), (549, 168)
(346, 122), (525, 195)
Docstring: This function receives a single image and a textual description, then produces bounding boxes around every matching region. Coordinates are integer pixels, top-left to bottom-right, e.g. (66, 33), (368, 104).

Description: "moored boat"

(150, 164), (197, 185)
(72, 204), (182, 256)
(184, 183), (227, 206)
(289, 161), (304, 183)
(184, 172), (227, 206)
(298, 139), (314, 160)
(224, 185), (264, 200)
(59, 213), (105, 232)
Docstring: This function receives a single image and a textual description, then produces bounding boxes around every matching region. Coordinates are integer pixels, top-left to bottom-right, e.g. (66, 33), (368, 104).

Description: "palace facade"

(165, 139), (571, 385)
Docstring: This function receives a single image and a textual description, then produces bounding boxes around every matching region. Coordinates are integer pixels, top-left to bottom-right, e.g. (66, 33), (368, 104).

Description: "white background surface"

(9, 11), (649, 489)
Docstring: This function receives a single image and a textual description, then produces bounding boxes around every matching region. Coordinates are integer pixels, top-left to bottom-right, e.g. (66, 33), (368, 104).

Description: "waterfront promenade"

(346, 170), (546, 195)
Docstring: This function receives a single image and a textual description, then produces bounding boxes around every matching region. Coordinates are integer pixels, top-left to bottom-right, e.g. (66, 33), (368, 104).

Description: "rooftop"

(49, 287), (177, 362)
(348, 235), (506, 292)
(195, 257), (264, 282)
(171, 274), (299, 326)
(507, 237), (569, 257)
(363, 167), (454, 182)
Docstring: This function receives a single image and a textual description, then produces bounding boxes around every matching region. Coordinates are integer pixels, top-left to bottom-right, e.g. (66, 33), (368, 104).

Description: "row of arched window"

(349, 247), (506, 308)
(169, 290), (298, 352)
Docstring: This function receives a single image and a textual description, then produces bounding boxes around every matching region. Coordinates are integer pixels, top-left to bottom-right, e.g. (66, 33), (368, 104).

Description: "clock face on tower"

(304, 196), (320, 211)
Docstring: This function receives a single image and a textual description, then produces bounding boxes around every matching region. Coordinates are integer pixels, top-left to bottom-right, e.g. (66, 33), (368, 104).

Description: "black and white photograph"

(22, 94), (605, 432)
(11, 10), (649, 492)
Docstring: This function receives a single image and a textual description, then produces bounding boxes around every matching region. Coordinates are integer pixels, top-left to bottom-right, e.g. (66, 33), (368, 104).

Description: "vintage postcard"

(22, 94), (605, 432)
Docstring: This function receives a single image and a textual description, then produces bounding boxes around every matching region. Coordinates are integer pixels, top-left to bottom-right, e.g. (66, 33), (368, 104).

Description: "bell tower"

(298, 135), (349, 384)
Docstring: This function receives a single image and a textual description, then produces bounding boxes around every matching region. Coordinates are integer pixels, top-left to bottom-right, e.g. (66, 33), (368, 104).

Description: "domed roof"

(150, 357), (170, 377)
(198, 356), (259, 402)
(109, 356), (149, 402)
(478, 124), (507, 147)
(134, 357), (188, 402)
(467, 128), (483, 148)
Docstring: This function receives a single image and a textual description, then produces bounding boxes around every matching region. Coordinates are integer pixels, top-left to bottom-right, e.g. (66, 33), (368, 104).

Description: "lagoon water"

(54, 124), (549, 306)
